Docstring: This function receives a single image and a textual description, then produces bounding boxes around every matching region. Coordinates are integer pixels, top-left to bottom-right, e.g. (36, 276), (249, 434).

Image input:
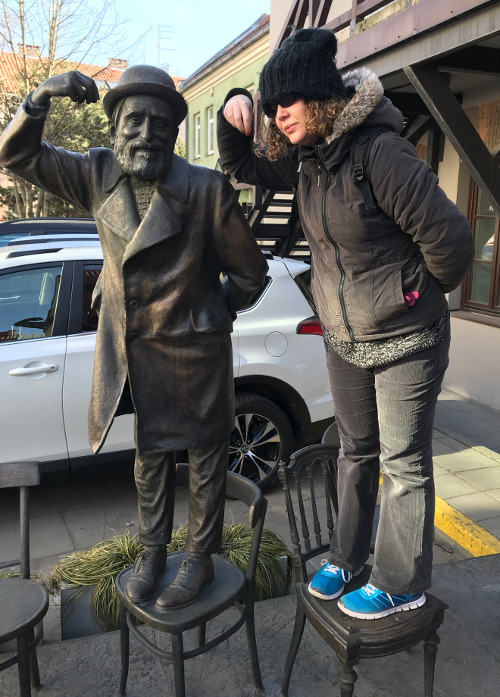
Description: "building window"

(207, 106), (214, 155)
(194, 113), (201, 159)
(462, 181), (500, 316)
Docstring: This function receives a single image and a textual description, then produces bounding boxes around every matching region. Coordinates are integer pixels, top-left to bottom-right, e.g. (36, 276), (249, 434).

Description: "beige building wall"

(445, 317), (500, 409)
(438, 82), (500, 409)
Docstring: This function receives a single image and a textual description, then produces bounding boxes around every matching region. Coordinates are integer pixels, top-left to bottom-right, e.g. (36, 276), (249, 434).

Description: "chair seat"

(299, 567), (448, 661)
(115, 552), (246, 633)
(0, 578), (49, 643)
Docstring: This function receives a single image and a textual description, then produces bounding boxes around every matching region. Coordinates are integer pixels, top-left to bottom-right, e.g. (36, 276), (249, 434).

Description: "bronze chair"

(278, 434), (447, 697)
(115, 463), (267, 697)
(0, 461), (49, 697)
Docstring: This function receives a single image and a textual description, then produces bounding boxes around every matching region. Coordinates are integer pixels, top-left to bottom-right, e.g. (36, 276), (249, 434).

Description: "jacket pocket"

(189, 306), (233, 334)
(371, 261), (410, 327)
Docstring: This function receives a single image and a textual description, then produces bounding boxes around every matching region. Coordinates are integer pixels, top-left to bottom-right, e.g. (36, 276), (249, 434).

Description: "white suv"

(0, 240), (334, 488)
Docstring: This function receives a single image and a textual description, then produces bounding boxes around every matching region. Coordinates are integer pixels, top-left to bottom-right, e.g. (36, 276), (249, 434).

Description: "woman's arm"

(217, 89), (298, 192)
(368, 132), (474, 292)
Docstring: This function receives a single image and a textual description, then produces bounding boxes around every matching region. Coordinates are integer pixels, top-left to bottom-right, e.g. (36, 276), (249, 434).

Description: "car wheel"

(229, 392), (294, 489)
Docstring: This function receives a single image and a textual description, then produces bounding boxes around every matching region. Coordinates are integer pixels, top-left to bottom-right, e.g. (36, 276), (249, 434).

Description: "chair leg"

(245, 605), (263, 690)
(171, 633), (186, 697)
(281, 603), (307, 696)
(119, 604), (130, 695)
(337, 662), (358, 697)
(28, 628), (41, 689)
(423, 626), (441, 697)
(197, 623), (206, 648)
(17, 632), (32, 697)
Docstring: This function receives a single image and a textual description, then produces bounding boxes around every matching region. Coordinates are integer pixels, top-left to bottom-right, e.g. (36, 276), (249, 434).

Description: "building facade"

(179, 14), (269, 208)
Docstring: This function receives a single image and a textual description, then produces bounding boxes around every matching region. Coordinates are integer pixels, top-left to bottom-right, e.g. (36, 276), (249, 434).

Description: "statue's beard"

(114, 136), (173, 180)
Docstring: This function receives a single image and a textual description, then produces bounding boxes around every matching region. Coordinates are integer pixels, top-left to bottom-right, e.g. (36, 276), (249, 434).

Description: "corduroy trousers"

(326, 326), (450, 595)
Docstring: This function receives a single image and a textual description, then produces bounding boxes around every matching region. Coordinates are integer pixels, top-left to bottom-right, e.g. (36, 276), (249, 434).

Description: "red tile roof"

(170, 75), (184, 91)
(0, 51), (126, 94)
(0, 51), (184, 95)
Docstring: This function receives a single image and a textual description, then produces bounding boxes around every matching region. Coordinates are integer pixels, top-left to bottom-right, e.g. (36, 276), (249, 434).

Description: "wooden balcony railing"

(277, 0), (410, 48)
(276, 0), (494, 51)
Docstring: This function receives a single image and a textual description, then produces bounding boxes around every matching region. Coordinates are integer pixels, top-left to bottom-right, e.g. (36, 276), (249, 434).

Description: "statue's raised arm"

(30, 70), (100, 108)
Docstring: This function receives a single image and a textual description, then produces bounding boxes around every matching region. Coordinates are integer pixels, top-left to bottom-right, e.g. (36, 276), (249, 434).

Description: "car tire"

(229, 392), (294, 489)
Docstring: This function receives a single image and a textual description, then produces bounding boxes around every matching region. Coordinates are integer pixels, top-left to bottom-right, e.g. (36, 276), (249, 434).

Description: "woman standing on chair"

(217, 28), (474, 620)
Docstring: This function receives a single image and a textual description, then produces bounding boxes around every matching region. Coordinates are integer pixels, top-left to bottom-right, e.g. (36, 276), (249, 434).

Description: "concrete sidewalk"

(432, 389), (500, 554)
(0, 554), (498, 697)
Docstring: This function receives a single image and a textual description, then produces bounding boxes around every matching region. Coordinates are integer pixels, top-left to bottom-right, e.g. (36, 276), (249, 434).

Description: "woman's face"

(274, 98), (318, 147)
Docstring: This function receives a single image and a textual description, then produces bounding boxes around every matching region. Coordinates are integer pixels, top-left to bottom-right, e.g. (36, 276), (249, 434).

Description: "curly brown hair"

(255, 97), (349, 161)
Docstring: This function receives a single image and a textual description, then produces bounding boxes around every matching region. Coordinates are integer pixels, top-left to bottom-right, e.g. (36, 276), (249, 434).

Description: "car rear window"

(294, 269), (317, 314)
(0, 232), (31, 247)
(237, 276), (272, 312)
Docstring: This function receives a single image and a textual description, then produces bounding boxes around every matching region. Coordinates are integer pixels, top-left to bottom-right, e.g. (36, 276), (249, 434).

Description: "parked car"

(0, 217), (98, 247)
(0, 240), (334, 488)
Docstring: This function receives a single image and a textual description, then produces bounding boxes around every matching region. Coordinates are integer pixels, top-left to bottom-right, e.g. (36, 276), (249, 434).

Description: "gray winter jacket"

(217, 68), (474, 342)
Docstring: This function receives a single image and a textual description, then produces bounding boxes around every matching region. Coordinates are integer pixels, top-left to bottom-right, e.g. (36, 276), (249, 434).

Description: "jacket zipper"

(321, 170), (355, 341)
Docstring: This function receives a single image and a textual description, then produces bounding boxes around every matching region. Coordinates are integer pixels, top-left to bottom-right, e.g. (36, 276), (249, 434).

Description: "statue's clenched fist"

(31, 70), (99, 108)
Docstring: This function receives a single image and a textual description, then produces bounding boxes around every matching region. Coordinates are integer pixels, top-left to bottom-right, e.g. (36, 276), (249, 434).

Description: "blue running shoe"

(308, 561), (363, 600)
(338, 583), (426, 619)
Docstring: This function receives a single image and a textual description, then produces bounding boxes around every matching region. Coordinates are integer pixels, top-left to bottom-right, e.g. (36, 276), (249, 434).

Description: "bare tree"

(0, 0), (146, 218)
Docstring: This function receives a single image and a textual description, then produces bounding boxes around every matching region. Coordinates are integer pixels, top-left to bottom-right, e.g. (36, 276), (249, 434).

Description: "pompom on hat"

(258, 27), (346, 117)
(103, 65), (187, 126)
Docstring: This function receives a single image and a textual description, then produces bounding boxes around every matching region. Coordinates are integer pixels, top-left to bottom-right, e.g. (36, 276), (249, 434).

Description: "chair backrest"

(321, 420), (339, 446)
(278, 443), (339, 584)
(175, 463), (267, 582)
(0, 461), (40, 579)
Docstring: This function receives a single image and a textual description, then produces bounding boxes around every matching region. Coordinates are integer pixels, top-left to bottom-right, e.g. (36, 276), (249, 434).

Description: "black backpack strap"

(351, 126), (391, 211)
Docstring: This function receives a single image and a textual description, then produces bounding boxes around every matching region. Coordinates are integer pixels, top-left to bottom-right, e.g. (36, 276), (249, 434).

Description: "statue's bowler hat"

(103, 65), (187, 126)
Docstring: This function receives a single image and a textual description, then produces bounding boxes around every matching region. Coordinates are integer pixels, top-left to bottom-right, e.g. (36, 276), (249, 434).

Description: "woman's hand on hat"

(224, 95), (253, 136)
(31, 71), (100, 108)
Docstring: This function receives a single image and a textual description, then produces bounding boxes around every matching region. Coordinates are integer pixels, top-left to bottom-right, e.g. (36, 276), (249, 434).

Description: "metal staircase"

(248, 188), (310, 263)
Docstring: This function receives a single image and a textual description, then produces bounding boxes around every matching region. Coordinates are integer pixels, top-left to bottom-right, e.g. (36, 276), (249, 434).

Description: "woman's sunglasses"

(263, 94), (298, 118)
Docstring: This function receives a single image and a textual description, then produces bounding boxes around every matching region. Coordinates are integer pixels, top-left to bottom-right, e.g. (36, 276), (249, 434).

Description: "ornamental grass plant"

(50, 524), (292, 632)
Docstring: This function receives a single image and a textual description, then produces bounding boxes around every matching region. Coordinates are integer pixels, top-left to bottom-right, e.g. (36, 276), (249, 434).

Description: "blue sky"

(96, 0), (271, 80)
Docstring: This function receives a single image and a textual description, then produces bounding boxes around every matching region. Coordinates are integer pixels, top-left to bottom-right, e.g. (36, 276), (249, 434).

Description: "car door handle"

(9, 363), (59, 376)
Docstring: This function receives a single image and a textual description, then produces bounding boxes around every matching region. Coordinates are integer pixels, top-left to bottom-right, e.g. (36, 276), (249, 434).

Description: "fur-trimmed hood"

(326, 67), (404, 143)
(298, 67), (404, 172)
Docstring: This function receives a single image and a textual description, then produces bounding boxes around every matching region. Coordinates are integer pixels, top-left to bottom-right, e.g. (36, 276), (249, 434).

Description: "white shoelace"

(320, 560), (350, 582)
(364, 583), (394, 605)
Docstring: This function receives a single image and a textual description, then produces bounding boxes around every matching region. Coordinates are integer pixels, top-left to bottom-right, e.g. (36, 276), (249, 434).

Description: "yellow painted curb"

(434, 496), (500, 557)
(379, 475), (500, 556)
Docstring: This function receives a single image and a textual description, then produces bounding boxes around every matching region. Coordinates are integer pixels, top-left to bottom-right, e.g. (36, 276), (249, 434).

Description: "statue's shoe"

(124, 548), (167, 603)
(155, 557), (214, 610)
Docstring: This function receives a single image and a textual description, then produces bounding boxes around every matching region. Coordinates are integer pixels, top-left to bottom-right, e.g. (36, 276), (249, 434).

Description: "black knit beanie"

(259, 27), (346, 116)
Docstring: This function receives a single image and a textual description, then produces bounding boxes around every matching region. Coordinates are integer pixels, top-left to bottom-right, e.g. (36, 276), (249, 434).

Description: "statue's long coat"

(0, 105), (268, 454)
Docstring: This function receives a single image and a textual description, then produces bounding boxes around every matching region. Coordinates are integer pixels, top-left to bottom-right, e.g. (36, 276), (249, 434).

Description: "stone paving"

(0, 555), (499, 697)
(433, 389), (500, 541)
